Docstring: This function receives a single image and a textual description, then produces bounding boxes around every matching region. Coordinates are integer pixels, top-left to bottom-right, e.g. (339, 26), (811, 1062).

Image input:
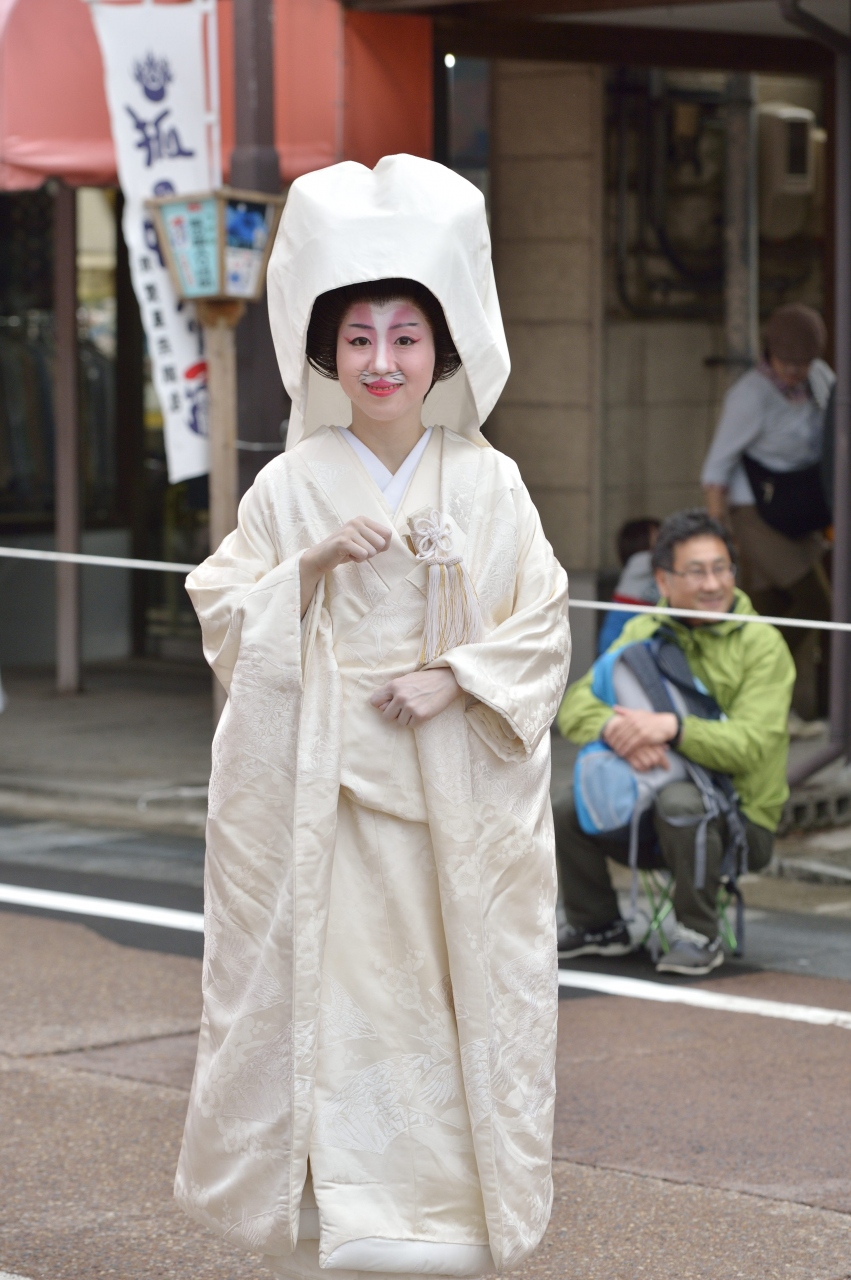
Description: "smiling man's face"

(654, 534), (736, 617)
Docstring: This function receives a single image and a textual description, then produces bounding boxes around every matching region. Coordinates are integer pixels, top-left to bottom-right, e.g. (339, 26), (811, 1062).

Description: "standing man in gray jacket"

(701, 304), (834, 721)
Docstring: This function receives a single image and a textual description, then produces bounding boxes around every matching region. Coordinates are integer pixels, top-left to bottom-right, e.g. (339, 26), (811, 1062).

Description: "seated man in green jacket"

(556, 508), (794, 976)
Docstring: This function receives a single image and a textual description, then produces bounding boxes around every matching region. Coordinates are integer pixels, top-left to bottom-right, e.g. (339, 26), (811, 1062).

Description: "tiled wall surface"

(488, 61), (604, 575)
(601, 321), (728, 570)
(488, 62), (730, 579)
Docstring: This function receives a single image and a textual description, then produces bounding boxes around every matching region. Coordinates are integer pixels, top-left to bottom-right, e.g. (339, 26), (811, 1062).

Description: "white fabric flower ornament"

(411, 511), (457, 564)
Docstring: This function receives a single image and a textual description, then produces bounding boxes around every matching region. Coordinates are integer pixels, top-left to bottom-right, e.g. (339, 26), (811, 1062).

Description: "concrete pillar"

(53, 182), (81, 694)
(489, 61), (605, 674)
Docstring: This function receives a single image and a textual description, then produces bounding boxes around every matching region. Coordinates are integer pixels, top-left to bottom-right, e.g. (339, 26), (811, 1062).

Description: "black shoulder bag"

(742, 454), (831, 539)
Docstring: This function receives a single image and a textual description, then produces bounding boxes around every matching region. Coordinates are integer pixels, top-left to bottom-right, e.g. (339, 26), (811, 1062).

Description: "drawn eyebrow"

(345, 320), (420, 332)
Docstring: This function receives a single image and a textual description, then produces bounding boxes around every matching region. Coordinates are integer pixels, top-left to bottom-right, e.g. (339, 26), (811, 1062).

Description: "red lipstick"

(365, 379), (400, 397)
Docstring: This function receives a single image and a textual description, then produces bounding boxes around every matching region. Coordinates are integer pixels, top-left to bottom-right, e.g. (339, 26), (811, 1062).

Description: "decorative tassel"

(409, 510), (484, 665)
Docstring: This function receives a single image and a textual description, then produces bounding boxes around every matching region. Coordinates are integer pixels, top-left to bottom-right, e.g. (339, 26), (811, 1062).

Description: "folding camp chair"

(637, 867), (745, 962)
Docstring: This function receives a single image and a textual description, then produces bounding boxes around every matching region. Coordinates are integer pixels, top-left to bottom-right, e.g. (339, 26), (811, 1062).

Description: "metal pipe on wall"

(53, 181), (80, 695)
(723, 73), (759, 378)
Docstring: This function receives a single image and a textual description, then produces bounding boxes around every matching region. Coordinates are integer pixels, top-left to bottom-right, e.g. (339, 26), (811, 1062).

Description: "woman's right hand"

(299, 517), (392, 616)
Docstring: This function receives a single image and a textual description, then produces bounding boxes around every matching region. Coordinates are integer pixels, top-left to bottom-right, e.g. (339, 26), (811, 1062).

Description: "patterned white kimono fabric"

(296, 428), (495, 1280)
(174, 155), (571, 1280)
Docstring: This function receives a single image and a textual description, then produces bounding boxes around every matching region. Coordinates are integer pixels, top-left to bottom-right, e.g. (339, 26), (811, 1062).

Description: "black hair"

(616, 517), (660, 567)
(651, 508), (737, 573)
(305, 278), (462, 388)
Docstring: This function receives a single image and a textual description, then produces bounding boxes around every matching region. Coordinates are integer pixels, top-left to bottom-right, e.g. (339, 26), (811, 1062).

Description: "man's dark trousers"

(554, 781), (774, 939)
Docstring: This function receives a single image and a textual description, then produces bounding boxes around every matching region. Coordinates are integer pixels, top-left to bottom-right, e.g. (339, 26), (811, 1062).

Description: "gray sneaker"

(655, 924), (724, 976)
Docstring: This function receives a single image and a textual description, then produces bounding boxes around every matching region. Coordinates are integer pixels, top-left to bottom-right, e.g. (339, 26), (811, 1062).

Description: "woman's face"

(769, 352), (811, 389)
(336, 299), (436, 423)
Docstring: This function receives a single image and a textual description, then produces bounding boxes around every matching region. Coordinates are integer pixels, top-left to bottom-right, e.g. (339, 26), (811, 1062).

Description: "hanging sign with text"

(90, 0), (221, 483)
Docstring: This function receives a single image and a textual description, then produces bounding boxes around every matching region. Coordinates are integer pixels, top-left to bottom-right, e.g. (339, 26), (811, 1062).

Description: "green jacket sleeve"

(678, 631), (795, 774)
(555, 668), (612, 744)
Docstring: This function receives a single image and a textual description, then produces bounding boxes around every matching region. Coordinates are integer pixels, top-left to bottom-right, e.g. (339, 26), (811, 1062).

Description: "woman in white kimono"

(175, 155), (571, 1279)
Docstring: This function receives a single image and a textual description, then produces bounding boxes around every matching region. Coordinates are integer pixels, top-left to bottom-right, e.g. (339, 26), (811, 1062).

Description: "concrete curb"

(0, 789), (207, 838)
(767, 855), (851, 886)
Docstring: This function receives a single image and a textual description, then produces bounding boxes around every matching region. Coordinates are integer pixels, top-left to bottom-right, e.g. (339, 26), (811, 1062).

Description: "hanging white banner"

(89, 0), (221, 483)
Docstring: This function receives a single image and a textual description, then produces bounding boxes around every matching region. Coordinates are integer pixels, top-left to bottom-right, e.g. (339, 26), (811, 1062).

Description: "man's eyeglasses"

(664, 562), (736, 586)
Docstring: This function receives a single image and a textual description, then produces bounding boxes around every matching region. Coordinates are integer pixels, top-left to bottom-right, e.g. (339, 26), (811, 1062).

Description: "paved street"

(0, 818), (851, 1278)
(0, 665), (210, 835)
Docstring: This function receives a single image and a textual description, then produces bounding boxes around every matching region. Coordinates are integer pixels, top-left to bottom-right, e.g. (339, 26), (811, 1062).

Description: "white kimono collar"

(338, 426), (433, 514)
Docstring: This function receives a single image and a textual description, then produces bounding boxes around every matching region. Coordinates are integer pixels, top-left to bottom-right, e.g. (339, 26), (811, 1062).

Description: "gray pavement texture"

(1, 667), (851, 1275)
(0, 664), (211, 833)
(0, 821), (205, 888)
(2, 911), (851, 1279)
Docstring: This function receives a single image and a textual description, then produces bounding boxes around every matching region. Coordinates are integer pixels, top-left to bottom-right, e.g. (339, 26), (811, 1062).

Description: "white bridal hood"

(266, 153), (510, 450)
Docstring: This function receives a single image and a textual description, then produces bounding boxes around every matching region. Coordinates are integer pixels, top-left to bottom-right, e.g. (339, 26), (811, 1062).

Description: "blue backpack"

(573, 634), (748, 917)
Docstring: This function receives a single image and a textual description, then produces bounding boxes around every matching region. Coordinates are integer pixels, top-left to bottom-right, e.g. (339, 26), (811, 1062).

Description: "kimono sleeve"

(434, 486), (571, 762)
(185, 467), (308, 694)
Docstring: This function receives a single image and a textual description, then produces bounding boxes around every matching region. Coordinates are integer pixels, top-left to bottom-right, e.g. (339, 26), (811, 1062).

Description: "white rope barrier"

(0, 545), (848, 633)
(566, 596), (851, 634)
(0, 546), (197, 574)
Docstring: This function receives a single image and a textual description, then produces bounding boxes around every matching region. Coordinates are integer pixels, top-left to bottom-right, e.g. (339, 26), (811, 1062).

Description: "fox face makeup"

(335, 300), (436, 422)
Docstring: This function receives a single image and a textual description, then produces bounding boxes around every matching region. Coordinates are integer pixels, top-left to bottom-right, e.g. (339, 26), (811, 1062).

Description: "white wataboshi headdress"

(266, 153), (511, 451)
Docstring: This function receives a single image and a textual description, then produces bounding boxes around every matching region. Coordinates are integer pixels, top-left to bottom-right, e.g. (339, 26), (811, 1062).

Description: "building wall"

(343, 13), (433, 168)
(488, 59), (827, 694)
(487, 63), (737, 678)
(488, 60), (605, 579)
(488, 61), (604, 678)
(489, 65), (733, 573)
(601, 320), (727, 570)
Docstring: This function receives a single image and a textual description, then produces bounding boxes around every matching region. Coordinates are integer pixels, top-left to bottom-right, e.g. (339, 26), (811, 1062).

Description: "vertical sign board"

(89, 0), (221, 483)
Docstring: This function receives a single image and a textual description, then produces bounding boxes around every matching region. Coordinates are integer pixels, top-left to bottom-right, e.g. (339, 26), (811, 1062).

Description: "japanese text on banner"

(90, 0), (220, 483)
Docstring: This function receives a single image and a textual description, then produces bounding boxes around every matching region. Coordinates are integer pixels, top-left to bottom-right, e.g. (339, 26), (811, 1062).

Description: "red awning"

(0, 0), (431, 192)
(0, 0), (116, 189)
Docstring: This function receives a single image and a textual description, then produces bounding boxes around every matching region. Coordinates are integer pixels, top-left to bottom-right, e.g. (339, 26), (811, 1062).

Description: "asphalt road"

(1, 818), (850, 1279)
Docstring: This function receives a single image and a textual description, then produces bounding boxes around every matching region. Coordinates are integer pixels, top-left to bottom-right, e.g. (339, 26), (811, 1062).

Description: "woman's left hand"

(370, 668), (461, 727)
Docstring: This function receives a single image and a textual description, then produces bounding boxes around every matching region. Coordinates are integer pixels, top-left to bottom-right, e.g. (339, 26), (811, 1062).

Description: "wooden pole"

(53, 182), (81, 694)
(199, 301), (243, 553)
(197, 299), (244, 722)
